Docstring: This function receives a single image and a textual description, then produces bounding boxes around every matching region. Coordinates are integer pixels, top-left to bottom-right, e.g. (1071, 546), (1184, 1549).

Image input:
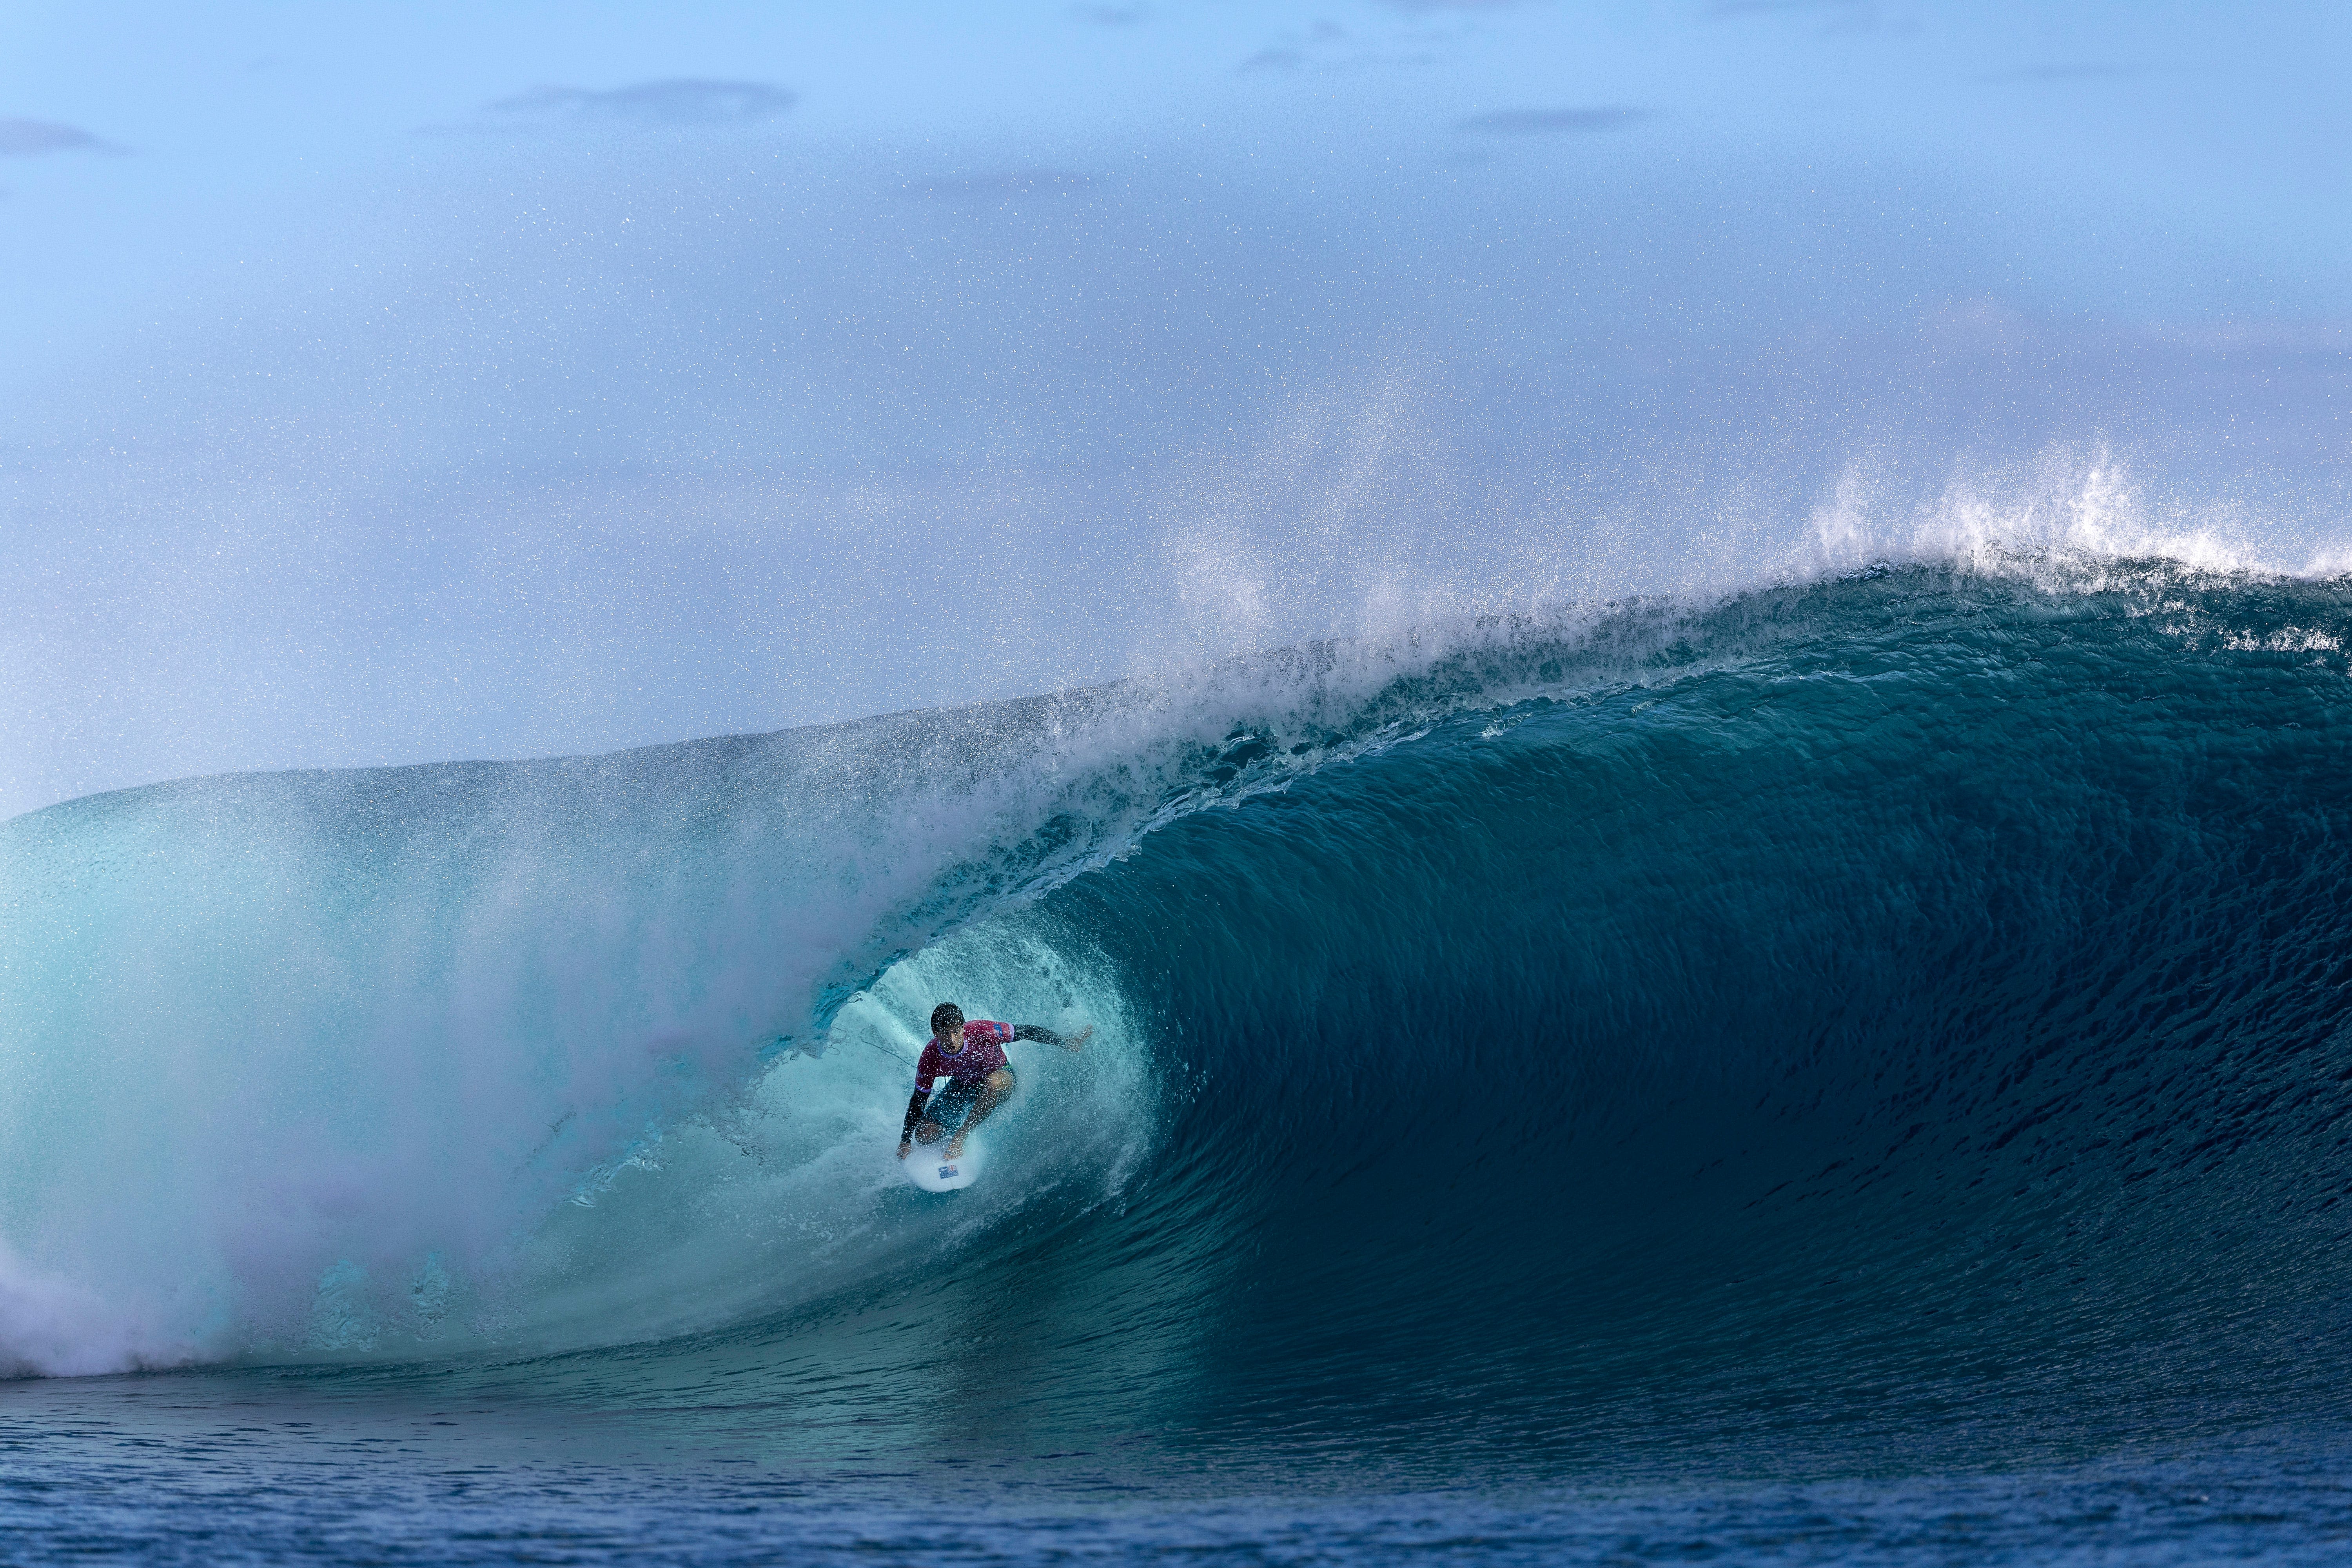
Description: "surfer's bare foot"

(944, 1134), (965, 1159)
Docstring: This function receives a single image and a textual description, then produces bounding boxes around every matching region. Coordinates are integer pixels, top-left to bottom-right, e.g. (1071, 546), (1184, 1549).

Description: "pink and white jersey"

(913, 1020), (1015, 1090)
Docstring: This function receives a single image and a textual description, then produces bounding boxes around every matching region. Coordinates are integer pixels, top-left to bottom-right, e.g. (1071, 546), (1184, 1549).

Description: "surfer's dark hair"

(930, 1003), (965, 1034)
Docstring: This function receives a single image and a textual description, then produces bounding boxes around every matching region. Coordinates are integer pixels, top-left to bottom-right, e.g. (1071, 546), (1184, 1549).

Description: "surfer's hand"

(1066, 1025), (1094, 1051)
(896, 1139), (911, 1160)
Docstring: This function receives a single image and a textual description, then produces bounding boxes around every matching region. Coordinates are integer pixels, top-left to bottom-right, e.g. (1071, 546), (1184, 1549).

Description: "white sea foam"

(1796, 448), (2349, 587)
(0, 1240), (196, 1378)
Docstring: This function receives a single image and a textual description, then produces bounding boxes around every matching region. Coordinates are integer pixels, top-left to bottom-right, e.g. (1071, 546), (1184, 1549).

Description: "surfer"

(897, 1002), (1091, 1161)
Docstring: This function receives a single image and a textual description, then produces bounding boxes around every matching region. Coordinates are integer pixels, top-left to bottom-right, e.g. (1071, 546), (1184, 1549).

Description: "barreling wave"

(6, 552), (2352, 1473)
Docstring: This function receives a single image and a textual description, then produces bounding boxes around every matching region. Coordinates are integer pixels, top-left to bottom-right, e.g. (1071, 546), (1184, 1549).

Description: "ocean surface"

(7, 557), (2352, 1561)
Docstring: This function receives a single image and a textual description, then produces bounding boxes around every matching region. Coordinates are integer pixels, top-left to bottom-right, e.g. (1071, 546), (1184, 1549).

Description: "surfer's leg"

(917, 1080), (979, 1146)
(944, 1069), (1016, 1157)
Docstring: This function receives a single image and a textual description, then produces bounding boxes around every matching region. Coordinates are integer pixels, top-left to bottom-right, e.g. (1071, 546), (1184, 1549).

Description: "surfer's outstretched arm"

(1013, 1023), (1093, 1051)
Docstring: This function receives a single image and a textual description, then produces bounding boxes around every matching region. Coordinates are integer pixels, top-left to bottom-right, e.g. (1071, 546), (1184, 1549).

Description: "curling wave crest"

(5, 552), (2352, 1482)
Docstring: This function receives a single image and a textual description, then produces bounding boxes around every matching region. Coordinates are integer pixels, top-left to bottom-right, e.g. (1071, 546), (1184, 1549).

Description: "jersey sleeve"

(912, 1041), (943, 1090)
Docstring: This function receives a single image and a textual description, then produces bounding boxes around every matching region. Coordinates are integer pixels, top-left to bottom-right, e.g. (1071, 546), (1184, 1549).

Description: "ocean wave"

(5, 557), (2352, 1461)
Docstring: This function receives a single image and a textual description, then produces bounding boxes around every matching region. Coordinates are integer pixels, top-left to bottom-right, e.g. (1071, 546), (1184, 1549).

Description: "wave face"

(7, 562), (2352, 1475)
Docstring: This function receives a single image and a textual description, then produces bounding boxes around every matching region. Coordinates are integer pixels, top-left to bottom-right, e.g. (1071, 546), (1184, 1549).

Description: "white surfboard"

(906, 1137), (985, 1192)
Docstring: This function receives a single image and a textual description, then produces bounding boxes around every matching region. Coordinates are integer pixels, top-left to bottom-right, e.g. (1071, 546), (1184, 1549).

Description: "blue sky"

(3, 2), (2347, 817)
(6, 0), (2343, 343)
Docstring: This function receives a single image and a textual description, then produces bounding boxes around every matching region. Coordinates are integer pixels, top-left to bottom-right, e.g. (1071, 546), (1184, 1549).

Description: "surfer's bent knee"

(987, 1068), (1015, 1093)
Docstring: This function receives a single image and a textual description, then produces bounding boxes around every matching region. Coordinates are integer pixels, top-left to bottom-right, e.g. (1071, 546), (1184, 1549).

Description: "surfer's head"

(930, 1002), (965, 1049)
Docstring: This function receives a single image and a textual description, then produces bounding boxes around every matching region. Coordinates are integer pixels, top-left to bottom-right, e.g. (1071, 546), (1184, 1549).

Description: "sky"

(3, 1), (2348, 819)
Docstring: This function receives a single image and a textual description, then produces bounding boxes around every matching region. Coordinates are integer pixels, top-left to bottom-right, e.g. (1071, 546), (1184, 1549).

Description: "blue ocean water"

(6, 559), (2352, 1560)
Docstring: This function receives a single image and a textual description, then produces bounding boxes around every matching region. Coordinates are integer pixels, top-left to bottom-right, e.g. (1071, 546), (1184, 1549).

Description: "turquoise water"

(6, 561), (2352, 1559)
